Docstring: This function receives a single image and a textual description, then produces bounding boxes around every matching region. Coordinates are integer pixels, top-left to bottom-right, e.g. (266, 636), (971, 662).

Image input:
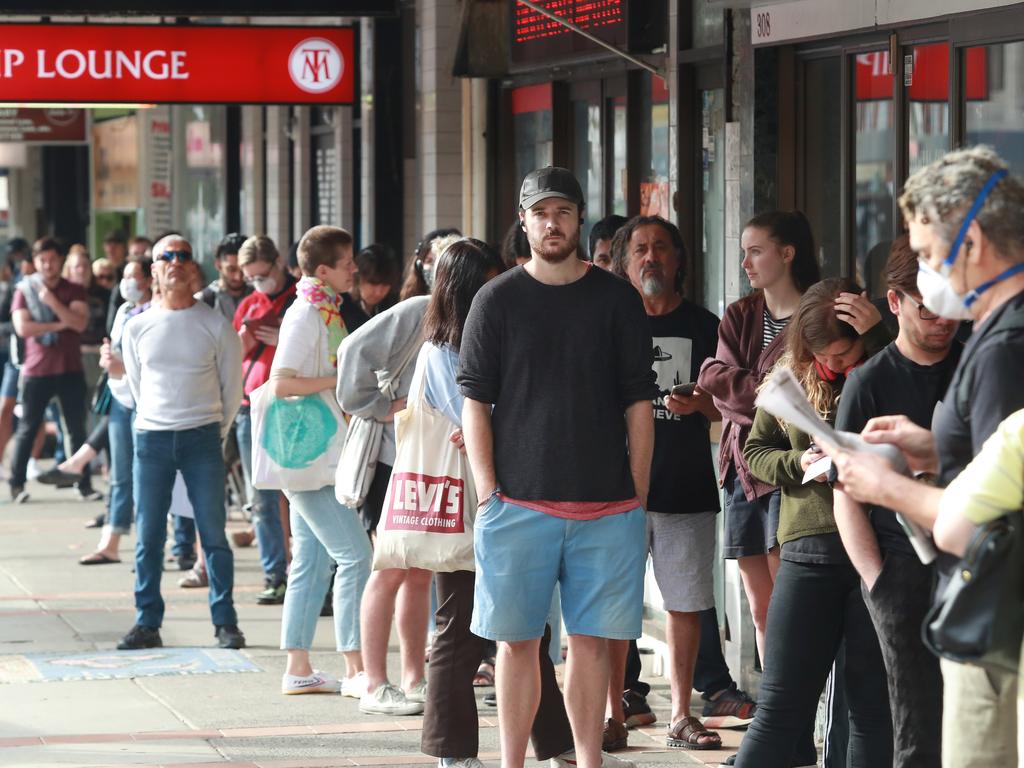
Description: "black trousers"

(10, 371), (91, 490)
(625, 606), (733, 698)
(734, 559), (892, 768)
(863, 551), (943, 768)
(421, 570), (573, 760)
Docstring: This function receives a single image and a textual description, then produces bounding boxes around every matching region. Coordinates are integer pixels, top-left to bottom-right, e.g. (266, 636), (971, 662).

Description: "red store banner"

(0, 24), (355, 105)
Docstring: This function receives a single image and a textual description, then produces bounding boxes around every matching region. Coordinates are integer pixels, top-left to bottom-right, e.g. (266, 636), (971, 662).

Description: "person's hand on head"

(834, 291), (882, 335)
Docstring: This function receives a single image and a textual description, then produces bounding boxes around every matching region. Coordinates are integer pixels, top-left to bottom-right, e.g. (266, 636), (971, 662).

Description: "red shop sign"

(0, 24), (355, 105)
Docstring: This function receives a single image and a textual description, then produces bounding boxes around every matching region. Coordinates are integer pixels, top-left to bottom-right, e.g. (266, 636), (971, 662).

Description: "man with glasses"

(831, 235), (960, 768)
(117, 234), (245, 651)
(231, 235), (295, 605)
(200, 233), (252, 322)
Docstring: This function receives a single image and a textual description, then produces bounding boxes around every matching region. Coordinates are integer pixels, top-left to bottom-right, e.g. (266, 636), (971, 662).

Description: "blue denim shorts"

(470, 496), (646, 642)
(0, 360), (19, 400)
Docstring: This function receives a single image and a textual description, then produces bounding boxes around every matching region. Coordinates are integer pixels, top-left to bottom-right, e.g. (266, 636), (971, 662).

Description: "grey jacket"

(336, 296), (428, 465)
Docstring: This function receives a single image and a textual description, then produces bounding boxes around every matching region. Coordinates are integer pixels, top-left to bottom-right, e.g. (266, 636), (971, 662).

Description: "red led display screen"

(511, 0), (626, 66)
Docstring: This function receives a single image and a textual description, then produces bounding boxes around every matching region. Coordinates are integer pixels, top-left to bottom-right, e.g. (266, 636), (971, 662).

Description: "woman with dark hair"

(399, 228), (462, 301)
(698, 210), (882, 666)
(355, 244), (400, 317)
(499, 220), (531, 270)
(732, 278), (892, 768)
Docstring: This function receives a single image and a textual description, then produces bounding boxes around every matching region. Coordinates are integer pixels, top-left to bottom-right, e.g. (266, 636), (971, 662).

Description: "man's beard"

(530, 229), (580, 264)
(641, 271), (665, 297)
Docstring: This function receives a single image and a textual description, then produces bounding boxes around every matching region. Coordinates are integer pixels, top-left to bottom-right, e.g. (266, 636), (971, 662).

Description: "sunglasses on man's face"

(158, 250), (193, 263)
(95, 273), (115, 282)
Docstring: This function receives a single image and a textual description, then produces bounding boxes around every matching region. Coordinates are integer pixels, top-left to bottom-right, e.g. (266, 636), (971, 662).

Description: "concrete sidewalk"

(0, 477), (742, 768)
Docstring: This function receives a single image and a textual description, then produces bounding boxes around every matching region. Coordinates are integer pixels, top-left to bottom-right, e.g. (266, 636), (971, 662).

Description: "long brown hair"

(423, 238), (505, 350)
(773, 277), (862, 419)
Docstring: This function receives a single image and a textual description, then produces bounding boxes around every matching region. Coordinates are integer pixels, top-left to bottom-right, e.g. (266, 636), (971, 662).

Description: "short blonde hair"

(238, 235), (280, 267)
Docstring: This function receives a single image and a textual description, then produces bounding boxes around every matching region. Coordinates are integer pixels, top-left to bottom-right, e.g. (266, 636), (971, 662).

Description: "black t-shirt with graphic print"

(647, 300), (722, 515)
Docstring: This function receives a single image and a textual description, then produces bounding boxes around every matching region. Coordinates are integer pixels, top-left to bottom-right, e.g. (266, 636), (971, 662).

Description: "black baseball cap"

(519, 166), (584, 212)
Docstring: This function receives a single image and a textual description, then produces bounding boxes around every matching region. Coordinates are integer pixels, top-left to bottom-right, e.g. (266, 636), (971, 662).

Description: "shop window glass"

(640, 74), (671, 219)
(572, 95), (603, 254)
(175, 104), (226, 266)
(802, 56), (842, 280)
(907, 43), (951, 177)
(701, 89), (726, 317)
(966, 41), (1024, 174)
(854, 51), (895, 297)
(512, 84), (553, 187)
(612, 96), (627, 215)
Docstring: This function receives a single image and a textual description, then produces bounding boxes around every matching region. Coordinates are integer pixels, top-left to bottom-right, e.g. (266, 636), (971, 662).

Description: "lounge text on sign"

(0, 24), (355, 104)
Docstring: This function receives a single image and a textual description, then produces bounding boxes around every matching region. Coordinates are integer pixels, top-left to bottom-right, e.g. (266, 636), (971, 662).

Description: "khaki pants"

(941, 659), (1018, 768)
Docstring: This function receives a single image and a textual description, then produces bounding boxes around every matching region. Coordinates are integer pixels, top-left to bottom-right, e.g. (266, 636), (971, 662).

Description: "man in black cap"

(459, 167), (656, 768)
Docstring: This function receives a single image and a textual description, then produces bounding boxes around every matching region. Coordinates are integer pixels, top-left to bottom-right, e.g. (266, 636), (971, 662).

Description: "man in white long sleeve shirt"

(117, 234), (245, 651)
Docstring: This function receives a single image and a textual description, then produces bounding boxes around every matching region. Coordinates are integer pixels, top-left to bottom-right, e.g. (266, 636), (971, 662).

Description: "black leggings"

(735, 559), (892, 768)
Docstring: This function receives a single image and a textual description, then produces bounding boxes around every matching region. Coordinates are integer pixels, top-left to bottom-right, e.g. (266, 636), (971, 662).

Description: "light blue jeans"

(281, 486), (372, 652)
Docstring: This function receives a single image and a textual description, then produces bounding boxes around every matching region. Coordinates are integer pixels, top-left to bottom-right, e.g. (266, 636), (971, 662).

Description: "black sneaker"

(36, 467), (82, 488)
(176, 554), (197, 572)
(256, 579), (286, 605)
(10, 485), (29, 503)
(85, 513), (105, 529)
(215, 624), (246, 649)
(117, 624), (163, 650)
(483, 691), (496, 707)
(623, 689), (657, 729)
(78, 488), (104, 502)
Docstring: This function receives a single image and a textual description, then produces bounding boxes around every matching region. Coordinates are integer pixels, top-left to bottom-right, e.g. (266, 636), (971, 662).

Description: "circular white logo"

(289, 38), (344, 94)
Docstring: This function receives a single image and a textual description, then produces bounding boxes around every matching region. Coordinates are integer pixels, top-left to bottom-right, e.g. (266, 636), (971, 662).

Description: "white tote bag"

(250, 323), (346, 492)
(372, 355), (477, 573)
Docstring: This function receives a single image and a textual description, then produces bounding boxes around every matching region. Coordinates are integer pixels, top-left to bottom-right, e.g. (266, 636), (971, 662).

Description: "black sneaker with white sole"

(117, 624), (163, 650)
(215, 624), (246, 649)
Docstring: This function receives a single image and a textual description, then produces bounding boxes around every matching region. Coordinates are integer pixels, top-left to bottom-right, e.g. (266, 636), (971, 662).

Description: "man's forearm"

(462, 399), (497, 500)
(833, 490), (884, 587)
(625, 400), (654, 508)
(15, 318), (63, 338)
(50, 300), (87, 333)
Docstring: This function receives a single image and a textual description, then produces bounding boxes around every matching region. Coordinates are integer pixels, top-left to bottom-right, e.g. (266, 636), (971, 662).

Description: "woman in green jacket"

(733, 278), (893, 768)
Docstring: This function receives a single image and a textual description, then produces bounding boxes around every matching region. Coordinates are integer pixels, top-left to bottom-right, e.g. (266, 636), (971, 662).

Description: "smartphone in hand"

(671, 382), (696, 398)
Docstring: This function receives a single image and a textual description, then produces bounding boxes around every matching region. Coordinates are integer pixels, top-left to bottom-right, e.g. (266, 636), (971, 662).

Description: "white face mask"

(120, 277), (145, 304)
(917, 168), (1012, 321)
(250, 274), (278, 294)
(917, 261), (973, 321)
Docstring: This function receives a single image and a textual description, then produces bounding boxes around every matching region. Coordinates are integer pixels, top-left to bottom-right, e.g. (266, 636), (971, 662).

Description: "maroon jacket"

(697, 292), (786, 501)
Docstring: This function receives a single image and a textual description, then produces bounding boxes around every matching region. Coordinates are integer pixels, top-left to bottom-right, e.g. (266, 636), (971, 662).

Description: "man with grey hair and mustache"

(610, 215), (728, 752)
(116, 234), (245, 652)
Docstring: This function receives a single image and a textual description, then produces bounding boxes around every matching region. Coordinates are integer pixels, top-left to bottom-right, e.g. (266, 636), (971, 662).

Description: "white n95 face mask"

(251, 275), (278, 294)
(916, 168), (1016, 321)
(917, 261), (973, 321)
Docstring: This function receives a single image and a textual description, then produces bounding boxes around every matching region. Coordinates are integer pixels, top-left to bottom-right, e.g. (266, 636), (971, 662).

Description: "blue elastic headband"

(945, 168), (1009, 267)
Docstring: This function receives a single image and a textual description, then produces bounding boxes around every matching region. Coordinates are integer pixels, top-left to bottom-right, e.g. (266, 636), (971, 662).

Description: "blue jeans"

(133, 424), (236, 629)
(107, 399), (134, 534)
(281, 486), (372, 652)
(235, 408), (287, 584)
(172, 514), (196, 558)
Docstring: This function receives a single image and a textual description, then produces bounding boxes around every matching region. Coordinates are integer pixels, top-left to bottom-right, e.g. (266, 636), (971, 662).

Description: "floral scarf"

(296, 276), (347, 368)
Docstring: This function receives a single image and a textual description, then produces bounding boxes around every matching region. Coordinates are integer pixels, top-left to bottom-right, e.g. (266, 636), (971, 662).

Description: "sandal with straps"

(666, 715), (722, 750)
(473, 658), (495, 687)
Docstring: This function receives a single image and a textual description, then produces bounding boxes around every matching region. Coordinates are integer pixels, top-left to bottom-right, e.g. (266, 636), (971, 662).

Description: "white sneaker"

(438, 759), (486, 768)
(281, 670), (341, 695)
(341, 671), (368, 699)
(405, 678), (427, 703)
(550, 751), (636, 768)
(359, 682), (424, 715)
(26, 459), (42, 481)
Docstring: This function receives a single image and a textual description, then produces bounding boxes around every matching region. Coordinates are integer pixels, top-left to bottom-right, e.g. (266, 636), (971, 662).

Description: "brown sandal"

(666, 716), (721, 750)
